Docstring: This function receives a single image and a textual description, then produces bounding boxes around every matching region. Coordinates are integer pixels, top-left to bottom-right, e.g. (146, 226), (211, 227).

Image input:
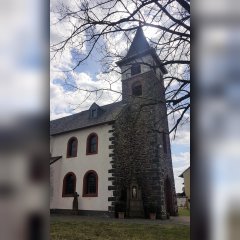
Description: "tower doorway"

(165, 177), (174, 216)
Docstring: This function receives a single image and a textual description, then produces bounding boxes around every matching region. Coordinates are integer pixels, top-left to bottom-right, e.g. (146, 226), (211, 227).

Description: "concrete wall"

(50, 123), (113, 211)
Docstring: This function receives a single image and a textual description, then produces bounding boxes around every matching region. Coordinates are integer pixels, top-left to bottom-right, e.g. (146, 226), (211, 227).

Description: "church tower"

(110, 27), (178, 219)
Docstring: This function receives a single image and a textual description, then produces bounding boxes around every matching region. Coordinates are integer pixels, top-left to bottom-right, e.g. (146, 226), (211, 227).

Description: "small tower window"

(132, 81), (142, 96)
(131, 64), (141, 76)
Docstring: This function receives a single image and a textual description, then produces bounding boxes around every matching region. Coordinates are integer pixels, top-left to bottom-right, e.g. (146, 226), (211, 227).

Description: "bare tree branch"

(51, 0), (190, 134)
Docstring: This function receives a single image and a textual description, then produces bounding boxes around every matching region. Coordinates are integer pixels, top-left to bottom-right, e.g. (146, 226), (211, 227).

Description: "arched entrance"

(164, 177), (174, 216)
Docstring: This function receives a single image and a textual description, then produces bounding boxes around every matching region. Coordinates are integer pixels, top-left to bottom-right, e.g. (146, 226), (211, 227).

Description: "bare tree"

(51, 0), (190, 134)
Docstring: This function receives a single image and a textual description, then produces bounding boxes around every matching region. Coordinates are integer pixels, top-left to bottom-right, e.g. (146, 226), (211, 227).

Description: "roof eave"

(50, 156), (62, 165)
(50, 119), (116, 136)
(116, 48), (168, 75)
(151, 50), (168, 75)
(178, 166), (190, 178)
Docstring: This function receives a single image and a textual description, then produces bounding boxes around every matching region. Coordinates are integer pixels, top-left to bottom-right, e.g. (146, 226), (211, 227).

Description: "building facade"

(50, 27), (178, 218)
(179, 166), (190, 208)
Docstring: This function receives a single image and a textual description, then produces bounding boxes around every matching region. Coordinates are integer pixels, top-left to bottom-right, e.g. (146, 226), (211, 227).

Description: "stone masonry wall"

(109, 70), (178, 218)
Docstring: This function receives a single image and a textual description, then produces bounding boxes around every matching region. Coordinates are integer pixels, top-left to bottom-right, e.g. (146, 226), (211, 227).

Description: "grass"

(178, 208), (190, 217)
(51, 217), (190, 240)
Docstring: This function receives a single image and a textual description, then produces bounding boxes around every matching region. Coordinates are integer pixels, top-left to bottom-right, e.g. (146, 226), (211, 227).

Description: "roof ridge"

(50, 101), (122, 122)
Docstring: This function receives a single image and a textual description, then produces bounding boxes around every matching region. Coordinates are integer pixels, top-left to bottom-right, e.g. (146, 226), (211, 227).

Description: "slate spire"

(116, 26), (167, 74)
(125, 27), (151, 58)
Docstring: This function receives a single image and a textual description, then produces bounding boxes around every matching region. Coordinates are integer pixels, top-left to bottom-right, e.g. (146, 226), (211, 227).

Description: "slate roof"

(125, 27), (151, 58)
(179, 166), (190, 178)
(50, 101), (124, 136)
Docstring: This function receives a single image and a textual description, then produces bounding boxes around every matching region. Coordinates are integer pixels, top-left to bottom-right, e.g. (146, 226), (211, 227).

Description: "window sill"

(62, 194), (75, 197)
(82, 193), (98, 197)
(86, 152), (98, 155)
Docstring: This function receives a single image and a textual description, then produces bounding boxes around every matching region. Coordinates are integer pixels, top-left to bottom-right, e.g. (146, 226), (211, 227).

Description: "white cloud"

(50, 70), (122, 120)
(50, 1), (87, 74)
(50, 112), (71, 121)
(172, 152), (190, 193)
(171, 129), (190, 146)
(50, 82), (71, 119)
(172, 152), (190, 166)
(174, 166), (188, 193)
(171, 127), (190, 193)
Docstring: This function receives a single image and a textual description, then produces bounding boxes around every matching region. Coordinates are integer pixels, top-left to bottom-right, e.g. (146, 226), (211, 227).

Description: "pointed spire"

(125, 27), (151, 58)
(116, 26), (168, 74)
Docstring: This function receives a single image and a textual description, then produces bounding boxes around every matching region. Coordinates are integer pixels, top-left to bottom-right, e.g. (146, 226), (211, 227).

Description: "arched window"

(62, 172), (76, 197)
(83, 170), (98, 197)
(132, 81), (142, 96)
(164, 177), (174, 216)
(86, 133), (98, 155)
(67, 137), (78, 158)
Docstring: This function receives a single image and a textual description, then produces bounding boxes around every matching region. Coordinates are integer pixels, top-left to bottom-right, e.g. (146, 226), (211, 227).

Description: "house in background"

(179, 167), (190, 208)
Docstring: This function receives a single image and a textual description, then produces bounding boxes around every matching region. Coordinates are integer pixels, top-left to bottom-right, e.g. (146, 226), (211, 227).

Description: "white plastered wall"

(50, 123), (113, 211)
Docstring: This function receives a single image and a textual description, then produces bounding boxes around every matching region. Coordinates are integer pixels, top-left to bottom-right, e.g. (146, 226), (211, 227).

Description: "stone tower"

(110, 27), (178, 219)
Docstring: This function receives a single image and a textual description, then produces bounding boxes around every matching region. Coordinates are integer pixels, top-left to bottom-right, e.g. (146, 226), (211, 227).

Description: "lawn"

(178, 208), (190, 217)
(51, 217), (190, 240)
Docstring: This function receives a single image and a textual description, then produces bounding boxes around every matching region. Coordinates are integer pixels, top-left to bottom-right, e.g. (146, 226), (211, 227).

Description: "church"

(50, 27), (178, 218)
